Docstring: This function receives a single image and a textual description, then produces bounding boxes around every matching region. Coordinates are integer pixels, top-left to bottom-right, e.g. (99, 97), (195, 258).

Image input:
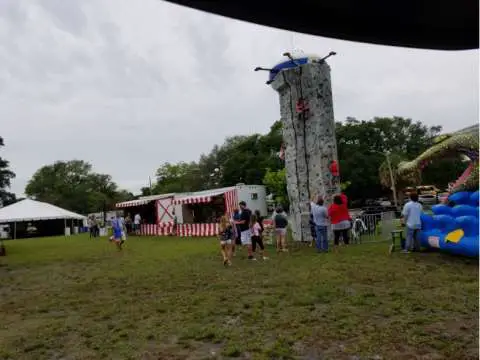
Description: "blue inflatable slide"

(420, 190), (479, 257)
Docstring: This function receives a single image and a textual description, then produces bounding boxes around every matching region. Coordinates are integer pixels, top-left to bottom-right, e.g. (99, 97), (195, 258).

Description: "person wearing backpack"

(273, 206), (289, 252)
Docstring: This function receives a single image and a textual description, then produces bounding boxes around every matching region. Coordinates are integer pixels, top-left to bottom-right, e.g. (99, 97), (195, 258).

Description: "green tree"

(263, 168), (288, 207)
(153, 162), (203, 194)
(140, 187), (152, 196)
(0, 137), (16, 206)
(25, 160), (125, 214)
(378, 153), (410, 204)
(152, 121), (284, 194)
(336, 116), (443, 203)
(115, 189), (135, 202)
(214, 121), (283, 187)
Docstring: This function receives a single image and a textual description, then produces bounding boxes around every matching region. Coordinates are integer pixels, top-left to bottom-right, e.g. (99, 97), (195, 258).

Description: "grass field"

(0, 235), (478, 360)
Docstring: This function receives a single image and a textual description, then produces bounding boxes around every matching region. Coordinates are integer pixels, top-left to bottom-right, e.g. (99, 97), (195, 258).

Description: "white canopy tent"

(0, 199), (86, 238)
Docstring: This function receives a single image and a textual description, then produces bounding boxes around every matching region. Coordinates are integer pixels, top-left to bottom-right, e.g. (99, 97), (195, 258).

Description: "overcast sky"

(0, 0), (478, 197)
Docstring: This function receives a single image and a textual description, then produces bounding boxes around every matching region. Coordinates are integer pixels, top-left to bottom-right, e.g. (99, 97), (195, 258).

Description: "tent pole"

(64, 218), (67, 237)
(14, 222), (16, 240)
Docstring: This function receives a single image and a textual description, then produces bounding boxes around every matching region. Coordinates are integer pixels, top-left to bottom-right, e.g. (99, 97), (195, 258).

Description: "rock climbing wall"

(271, 62), (340, 242)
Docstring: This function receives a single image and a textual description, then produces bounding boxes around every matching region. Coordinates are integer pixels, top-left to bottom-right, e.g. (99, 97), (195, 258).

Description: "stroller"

(351, 217), (368, 244)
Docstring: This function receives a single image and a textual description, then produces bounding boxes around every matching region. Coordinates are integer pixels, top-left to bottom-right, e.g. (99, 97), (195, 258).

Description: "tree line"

(144, 116), (462, 207)
(0, 116), (463, 214)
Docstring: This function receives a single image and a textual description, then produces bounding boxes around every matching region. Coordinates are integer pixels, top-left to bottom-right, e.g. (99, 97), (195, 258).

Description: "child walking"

(111, 215), (125, 251)
(218, 215), (234, 266)
(251, 214), (268, 260)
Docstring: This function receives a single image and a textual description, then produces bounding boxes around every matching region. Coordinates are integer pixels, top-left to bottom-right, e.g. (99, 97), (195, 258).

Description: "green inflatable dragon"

(397, 124), (479, 194)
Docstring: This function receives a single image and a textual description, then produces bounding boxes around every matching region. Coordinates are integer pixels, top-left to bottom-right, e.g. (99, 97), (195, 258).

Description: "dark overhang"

(165, 0), (479, 51)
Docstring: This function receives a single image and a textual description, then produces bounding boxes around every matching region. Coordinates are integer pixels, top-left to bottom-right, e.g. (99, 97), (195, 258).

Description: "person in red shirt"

(329, 160), (339, 176)
(328, 195), (351, 250)
(329, 160), (340, 186)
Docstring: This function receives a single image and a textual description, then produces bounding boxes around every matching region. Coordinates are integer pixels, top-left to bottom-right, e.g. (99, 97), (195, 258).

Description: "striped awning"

(172, 189), (232, 206)
(115, 193), (174, 208)
(115, 199), (151, 208)
(172, 195), (213, 205)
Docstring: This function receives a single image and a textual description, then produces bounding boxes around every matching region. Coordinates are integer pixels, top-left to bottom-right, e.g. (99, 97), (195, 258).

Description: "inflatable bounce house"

(397, 124), (479, 257)
(420, 191), (479, 257)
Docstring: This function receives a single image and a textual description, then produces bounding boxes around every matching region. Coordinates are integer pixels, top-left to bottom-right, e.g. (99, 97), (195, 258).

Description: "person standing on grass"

(125, 214), (132, 235)
(171, 210), (178, 236)
(308, 203), (316, 247)
(111, 215), (125, 250)
(88, 216), (95, 239)
(91, 216), (99, 239)
(218, 215), (233, 266)
(273, 206), (289, 252)
(119, 215), (127, 242)
(401, 192), (423, 253)
(328, 195), (351, 251)
(231, 208), (242, 257)
(236, 201), (254, 260)
(134, 213), (141, 235)
(310, 196), (329, 253)
(254, 209), (264, 246)
(251, 213), (268, 260)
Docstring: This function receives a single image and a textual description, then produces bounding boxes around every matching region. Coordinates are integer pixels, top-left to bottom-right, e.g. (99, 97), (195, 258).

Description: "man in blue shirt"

(401, 192), (423, 253)
(310, 195), (329, 253)
(111, 215), (125, 250)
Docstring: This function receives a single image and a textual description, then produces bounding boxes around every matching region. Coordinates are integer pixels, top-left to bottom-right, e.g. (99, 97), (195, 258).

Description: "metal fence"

(350, 211), (397, 243)
(265, 210), (399, 245)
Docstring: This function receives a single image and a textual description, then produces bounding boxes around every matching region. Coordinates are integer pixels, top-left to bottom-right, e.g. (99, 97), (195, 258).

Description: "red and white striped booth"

(140, 223), (220, 237)
(126, 187), (238, 237)
(116, 185), (266, 238)
(169, 187), (238, 237)
(172, 188), (238, 213)
(140, 222), (174, 236)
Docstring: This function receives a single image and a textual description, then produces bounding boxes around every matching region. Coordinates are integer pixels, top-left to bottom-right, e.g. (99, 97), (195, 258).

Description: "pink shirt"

(252, 222), (262, 236)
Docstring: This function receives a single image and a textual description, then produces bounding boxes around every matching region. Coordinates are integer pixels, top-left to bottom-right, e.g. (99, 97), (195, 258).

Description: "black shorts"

(251, 235), (265, 252)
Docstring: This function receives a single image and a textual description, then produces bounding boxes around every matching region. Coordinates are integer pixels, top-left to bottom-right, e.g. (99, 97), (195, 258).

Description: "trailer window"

(251, 193), (258, 200)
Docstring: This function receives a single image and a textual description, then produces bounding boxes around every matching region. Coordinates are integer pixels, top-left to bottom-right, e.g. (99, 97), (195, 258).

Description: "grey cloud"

(0, 0), (27, 28)
(183, 14), (235, 88)
(36, 0), (89, 37)
(0, 0), (477, 197)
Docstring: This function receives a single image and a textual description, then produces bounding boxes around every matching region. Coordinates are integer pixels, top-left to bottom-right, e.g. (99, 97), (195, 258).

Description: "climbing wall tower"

(269, 55), (340, 242)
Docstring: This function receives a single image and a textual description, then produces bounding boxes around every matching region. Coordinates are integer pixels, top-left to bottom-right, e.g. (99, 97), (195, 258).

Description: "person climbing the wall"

(278, 143), (286, 161)
(296, 97), (310, 120)
(329, 160), (340, 186)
